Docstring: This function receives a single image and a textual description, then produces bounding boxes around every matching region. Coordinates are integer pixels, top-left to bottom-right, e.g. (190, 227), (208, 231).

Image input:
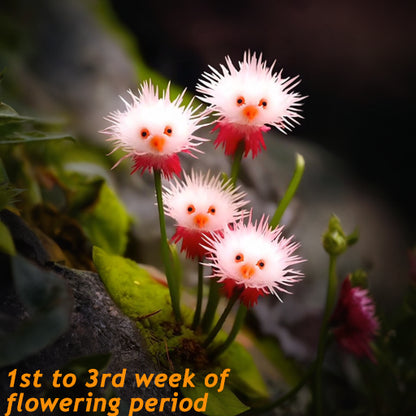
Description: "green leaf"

(92, 246), (172, 322)
(79, 183), (131, 255)
(217, 341), (269, 403)
(0, 102), (34, 125)
(0, 132), (74, 144)
(182, 383), (249, 416)
(0, 218), (15, 255)
(0, 256), (72, 367)
(0, 102), (74, 144)
(0, 102), (69, 128)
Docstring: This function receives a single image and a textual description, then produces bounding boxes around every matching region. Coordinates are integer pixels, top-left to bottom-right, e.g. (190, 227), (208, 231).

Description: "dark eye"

(236, 96), (245, 107)
(187, 204), (195, 214)
(207, 205), (216, 215)
(258, 98), (268, 108)
(140, 128), (150, 139)
(256, 259), (265, 269)
(164, 126), (173, 136)
(235, 253), (244, 263)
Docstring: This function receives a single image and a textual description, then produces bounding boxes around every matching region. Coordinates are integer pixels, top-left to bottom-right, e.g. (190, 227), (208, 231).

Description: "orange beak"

(240, 263), (255, 279)
(150, 135), (166, 153)
(193, 213), (209, 229)
(242, 105), (258, 122)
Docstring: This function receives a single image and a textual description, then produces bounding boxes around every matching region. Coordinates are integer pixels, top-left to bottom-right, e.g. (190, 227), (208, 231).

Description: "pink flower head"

(196, 51), (305, 158)
(163, 170), (248, 259)
(330, 277), (379, 362)
(202, 212), (304, 307)
(102, 81), (206, 179)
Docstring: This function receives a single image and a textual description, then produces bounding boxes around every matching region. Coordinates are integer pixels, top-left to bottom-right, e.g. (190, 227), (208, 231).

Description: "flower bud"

(322, 215), (359, 256)
(349, 269), (368, 289)
(322, 215), (348, 256)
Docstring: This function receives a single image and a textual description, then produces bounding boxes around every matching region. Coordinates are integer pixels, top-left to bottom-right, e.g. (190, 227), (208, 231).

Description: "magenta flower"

(330, 277), (379, 362)
(202, 212), (304, 307)
(102, 81), (206, 179)
(196, 51), (305, 158)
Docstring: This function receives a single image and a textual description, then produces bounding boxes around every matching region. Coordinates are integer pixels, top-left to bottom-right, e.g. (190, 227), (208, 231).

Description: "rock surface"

(0, 210), (194, 416)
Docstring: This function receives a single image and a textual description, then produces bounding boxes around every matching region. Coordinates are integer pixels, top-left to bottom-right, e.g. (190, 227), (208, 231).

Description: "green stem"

(191, 260), (204, 330)
(201, 277), (221, 333)
(153, 169), (182, 323)
(313, 254), (338, 416)
(270, 153), (305, 229)
(209, 304), (247, 359)
(203, 291), (240, 348)
(323, 255), (338, 323)
(230, 141), (245, 186)
(237, 364), (315, 416)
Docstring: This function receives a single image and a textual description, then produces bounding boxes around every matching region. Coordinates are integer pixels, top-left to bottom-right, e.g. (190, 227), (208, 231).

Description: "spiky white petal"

(196, 51), (305, 132)
(163, 170), (248, 232)
(102, 81), (207, 163)
(202, 212), (304, 302)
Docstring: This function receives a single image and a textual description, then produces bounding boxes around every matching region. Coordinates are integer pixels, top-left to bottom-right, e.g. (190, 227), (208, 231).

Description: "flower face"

(330, 277), (379, 362)
(163, 170), (248, 258)
(196, 51), (304, 158)
(102, 81), (206, 178)
(203, 213), (304, 306)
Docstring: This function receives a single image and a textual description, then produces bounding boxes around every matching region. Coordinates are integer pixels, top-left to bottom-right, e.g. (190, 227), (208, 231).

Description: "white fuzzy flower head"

(163, 170), (249, 259)
(163, 170), (248, 232)
(102, 81), (206, 177)
(203, 212), (304, 306)
(196, 51), (305, 133)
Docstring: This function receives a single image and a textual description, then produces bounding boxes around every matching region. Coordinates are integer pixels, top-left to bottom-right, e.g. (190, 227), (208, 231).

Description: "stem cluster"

(153, 150), (306, 356)
(153, 143), (356, 415)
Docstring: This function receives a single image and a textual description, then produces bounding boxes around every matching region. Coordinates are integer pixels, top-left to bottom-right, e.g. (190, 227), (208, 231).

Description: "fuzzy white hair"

(196, 51), (305, 133)
(202, 212), (304, 301)
(163, 170), (248, 232)
(102, 81), (207, 164)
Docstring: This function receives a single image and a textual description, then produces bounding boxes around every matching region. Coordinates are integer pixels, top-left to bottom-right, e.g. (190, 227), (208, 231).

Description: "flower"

(102, 81), (206, 178)
(163, 170), (248, 259)
(330, 277), (379, 362)
(196, 51), (305, 158)
(202, 212), (304, 307)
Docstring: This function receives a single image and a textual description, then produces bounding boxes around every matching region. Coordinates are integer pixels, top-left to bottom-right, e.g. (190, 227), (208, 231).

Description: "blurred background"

(2, 0), (415, 231)
(107, 0), (416, 235)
